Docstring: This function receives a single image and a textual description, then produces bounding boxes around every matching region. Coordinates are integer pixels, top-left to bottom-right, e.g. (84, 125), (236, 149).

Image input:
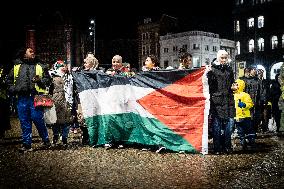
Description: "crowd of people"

(206, 50), (283, 154)
(0, 47), (283, 155)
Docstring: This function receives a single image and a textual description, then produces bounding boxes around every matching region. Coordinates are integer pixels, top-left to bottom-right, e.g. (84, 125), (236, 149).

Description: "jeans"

(212, 116), (234, 153)
(52, 124), (70, 144)
(17, 95), (50, 147)
(236, 118), (256, 147)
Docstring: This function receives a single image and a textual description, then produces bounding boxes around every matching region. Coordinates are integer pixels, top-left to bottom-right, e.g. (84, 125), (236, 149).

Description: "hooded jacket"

(233, 79), (254, 121)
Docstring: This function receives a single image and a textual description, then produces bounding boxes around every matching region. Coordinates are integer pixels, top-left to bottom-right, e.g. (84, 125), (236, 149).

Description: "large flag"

(73, 68), (210, 154)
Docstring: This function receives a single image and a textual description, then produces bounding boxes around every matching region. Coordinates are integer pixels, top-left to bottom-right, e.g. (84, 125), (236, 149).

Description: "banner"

(73, 68), (209, 154)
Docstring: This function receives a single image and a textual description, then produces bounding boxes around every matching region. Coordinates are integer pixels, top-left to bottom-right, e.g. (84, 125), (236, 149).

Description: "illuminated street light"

(89, 19), (96, 54)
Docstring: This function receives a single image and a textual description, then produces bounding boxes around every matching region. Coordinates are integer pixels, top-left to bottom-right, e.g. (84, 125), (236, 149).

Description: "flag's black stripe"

(73, 68), (200, 93)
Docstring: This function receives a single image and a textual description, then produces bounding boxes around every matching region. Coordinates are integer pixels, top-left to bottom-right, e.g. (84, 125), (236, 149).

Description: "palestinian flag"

(72, 68), (209, 154)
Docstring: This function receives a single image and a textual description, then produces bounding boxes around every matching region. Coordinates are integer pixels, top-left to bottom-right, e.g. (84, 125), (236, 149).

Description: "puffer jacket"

(7, 58), (51, 96)
(207, 63), (235, 119)
(233, 79), (254, 121)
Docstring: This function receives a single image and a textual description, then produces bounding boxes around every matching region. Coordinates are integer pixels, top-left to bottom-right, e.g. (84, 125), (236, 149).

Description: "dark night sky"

(0, 0), (234, 61)
(1, 0), (233, 39)
(81, 0), (234, 39)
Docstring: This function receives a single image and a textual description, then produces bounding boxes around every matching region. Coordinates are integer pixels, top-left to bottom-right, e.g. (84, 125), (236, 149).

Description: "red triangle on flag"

(138, 68), (206, 151)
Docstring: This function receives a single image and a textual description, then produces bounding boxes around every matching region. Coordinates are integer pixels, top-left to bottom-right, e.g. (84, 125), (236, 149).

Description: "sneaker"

(104, 143), (112, 149)
(53, 136), (59, 145)
(141, 148), (150, 151)
(156, 146), (166, 153)
(82, 138), (89, 145)
(62, 138), (67, 145)
(42, 140), (51, 149)
(19, 146), (33, 153)
(117, 144), (124, 149)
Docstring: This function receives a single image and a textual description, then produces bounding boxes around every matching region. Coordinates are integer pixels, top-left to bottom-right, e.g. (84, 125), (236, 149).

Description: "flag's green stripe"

(85, 112), (197, 153)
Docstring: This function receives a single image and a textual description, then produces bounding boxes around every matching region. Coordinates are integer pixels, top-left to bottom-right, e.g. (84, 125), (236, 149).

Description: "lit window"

(236, 20), (240, 32)
(258, 16), (264, 28)
(236, 41), (240, 55)
(193, 57), (201, 67)
(271, 36), (278, 49)
(248, 18), (254, 28)
(282, 34), (284, 48)
(249, 39), (254, 52)
(258, 38), (264, 51)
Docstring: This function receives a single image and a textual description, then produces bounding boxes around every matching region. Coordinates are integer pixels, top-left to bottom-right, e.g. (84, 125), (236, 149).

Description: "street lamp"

(89, 19), (96, 54)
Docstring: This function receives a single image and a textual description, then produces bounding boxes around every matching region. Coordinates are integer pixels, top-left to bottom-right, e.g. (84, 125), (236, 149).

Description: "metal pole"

(91, 19), (96, 55)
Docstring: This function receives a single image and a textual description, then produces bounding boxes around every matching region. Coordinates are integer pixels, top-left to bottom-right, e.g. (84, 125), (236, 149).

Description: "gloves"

(32, 75), (41, 83)
(238, 100), (246, 108)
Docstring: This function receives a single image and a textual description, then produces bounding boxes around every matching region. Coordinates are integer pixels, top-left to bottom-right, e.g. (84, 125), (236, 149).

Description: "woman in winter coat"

(49, 60), (73, 145)
(206, 50), (235, 154)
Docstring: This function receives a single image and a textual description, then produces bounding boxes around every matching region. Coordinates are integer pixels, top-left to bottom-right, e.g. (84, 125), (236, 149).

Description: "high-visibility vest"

(14, 64), (47, 94)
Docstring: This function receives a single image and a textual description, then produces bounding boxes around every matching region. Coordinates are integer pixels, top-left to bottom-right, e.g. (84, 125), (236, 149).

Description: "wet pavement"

(0, 118), (283, 189)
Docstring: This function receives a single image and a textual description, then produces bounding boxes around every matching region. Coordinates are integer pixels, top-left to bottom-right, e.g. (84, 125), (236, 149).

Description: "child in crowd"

(232, 79), (256, 150)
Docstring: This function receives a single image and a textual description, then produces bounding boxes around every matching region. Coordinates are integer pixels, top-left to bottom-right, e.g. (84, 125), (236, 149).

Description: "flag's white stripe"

(201, 70), (210, 155)
(79, 85), (155, 118)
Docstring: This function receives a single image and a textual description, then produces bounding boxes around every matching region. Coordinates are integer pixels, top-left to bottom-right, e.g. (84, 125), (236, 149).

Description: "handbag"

(34, 94), (54, 108)
(44, 104), (57, 124)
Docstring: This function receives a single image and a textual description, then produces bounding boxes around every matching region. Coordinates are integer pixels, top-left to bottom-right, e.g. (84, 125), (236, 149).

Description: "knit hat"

(53, 60), (65, 70)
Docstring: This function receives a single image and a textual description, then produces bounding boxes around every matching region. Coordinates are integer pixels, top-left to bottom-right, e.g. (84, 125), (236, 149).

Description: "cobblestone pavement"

(0, 118), (283, 189)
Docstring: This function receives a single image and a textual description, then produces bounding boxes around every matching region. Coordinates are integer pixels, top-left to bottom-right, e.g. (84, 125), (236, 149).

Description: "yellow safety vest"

(14, 64), (47, 94)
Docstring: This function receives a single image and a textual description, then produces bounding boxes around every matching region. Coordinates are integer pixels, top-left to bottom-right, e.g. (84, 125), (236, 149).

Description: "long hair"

(148, 54), (159, 67)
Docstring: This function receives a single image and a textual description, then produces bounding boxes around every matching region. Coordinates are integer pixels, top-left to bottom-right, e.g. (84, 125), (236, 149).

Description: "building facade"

(160, 31), (235, 69)
(25, 10), (85, 68)
(137, 15), (178, 69)
(233, 0), (284, 79)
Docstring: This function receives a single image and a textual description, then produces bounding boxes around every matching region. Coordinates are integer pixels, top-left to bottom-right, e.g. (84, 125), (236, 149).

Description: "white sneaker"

(117, 144), (124, 149)
(141, 148), (150, 151)
(104, 143), (112, 149)
(156, 146), (166, 153)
